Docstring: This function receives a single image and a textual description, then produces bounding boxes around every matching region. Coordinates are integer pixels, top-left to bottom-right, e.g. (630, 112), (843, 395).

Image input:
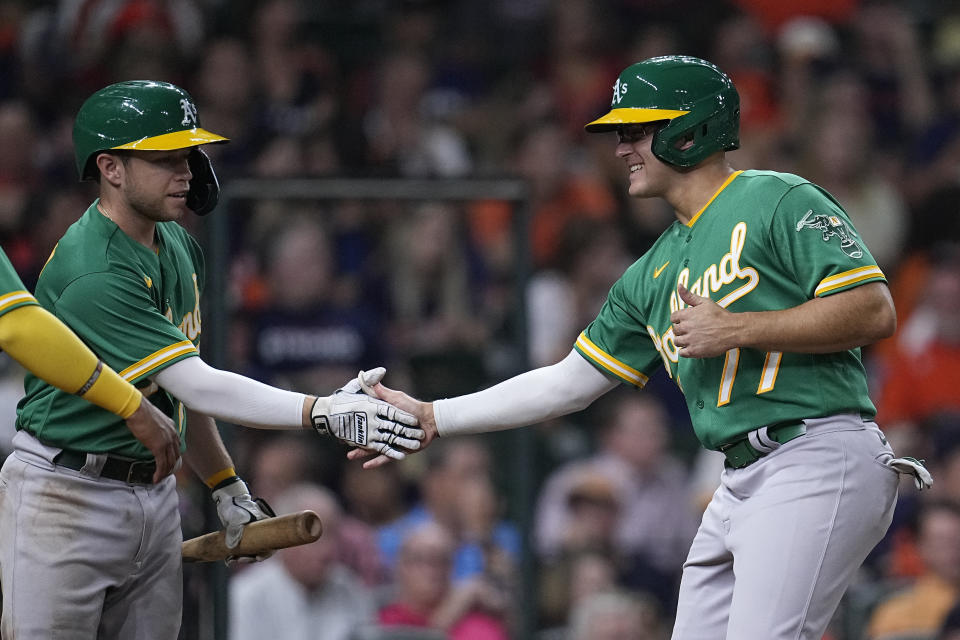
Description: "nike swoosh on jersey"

(653, 261), (670, 279)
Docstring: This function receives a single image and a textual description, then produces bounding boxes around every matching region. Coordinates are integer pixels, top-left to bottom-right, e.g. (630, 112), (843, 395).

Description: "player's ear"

(95, 152), (125, 187)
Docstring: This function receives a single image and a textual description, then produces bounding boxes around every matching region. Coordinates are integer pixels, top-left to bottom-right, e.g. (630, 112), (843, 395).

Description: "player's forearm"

(434, 350), (618, 436)
(153, 357), (308, 429)
(0, 304), (141, 417)
(736, 282), (896, 353)
(183, 410), (235, 483)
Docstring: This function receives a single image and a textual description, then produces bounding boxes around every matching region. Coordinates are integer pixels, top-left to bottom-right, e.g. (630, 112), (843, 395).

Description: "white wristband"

(434, 350), (618, 436)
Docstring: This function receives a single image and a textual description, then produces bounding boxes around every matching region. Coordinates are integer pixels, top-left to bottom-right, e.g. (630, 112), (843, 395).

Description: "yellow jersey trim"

(119, 340), (198, 381)
(686, 171), (743, 227)
(575, 332), (649, 387)
(815, 266), (885, 296)
(0, 291), (38, 314)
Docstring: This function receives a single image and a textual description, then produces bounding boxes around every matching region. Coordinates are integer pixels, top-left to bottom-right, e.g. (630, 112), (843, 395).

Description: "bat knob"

(301, 511), (323, 539)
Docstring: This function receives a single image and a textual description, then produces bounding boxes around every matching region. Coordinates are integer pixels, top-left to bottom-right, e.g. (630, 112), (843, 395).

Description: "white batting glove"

(887, 456), (934, 490)
(311, 367), (424, 460)
(212, 476), (276, 564)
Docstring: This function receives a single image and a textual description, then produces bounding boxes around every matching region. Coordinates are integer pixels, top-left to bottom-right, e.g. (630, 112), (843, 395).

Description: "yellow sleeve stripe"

(0, 291), (38, 314)
(575, 332), (648, 387)
(119, 340), (198, 381)
(815, 265), (886, 296)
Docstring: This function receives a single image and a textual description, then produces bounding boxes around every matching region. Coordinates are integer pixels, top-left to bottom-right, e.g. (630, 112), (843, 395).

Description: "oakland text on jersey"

(672, 222), (759, 311)
(164, 272), (202, 341)
(649, 220), (760, 384)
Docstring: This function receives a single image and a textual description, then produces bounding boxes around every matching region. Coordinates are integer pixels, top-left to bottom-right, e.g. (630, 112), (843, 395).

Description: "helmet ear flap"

(650, 90), (740, 167)
(186, 148), (220, 216)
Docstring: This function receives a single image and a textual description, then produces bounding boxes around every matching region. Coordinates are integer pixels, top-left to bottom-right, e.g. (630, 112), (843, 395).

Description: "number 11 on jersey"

(717, 349), (782, 407)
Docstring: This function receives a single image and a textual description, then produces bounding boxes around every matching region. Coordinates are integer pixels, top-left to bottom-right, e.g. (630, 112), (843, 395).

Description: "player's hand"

(671, 285), (740, 358)
(311, 368), (424, 460)
(124, 395), (180, 483)
(347, 379), (439, 469)
(212, 476), (276, 565)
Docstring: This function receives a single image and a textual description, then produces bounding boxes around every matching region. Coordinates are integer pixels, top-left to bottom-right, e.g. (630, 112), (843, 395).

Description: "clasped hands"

(311, 367), (427, 460)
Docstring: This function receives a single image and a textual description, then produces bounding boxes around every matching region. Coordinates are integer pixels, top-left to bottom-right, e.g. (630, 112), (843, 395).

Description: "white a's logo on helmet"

(180, 99), (198, 127)
(612, 77), (628, 105)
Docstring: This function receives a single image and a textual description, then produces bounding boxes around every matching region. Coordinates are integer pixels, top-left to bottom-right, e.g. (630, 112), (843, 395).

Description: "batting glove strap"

(311, 374), (424, 460)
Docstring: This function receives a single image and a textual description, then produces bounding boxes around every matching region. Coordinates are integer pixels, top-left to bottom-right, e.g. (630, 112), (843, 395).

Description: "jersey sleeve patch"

(795, 209), (866, 258)
(575, 332), (649, 387)
(119, 340), (198, 381)
(0, 291), (38, 315)
(814, 265), (886, 296)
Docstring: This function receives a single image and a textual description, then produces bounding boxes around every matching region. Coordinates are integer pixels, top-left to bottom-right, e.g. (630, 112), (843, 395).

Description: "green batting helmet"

(585, 56), (739, 167)
(73, 80), (228, 181)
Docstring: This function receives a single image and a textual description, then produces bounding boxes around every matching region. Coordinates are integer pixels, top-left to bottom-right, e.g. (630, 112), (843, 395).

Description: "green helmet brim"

(584, 108), (689, 132)
(111, 127), (229, 151)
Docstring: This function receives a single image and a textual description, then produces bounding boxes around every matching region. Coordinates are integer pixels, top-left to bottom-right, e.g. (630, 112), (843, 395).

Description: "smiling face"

(614, 122), (676, 199)
(110, 148), (194, 222)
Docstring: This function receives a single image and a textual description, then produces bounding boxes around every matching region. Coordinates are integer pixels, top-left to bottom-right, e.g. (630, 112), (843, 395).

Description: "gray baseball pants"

(0, 430), (182, 639)
(672, 414), (900, 640)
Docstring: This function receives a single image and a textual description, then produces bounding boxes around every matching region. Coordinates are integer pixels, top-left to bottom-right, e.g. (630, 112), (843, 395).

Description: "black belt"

(718, 421), (806, 469)
(53, 449), (157, 484)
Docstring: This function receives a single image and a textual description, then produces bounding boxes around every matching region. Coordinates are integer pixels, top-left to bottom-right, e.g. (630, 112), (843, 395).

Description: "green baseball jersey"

(0, 248), (39, 317)
(575, 170), (886, 450)
(16, 201), (203, 458)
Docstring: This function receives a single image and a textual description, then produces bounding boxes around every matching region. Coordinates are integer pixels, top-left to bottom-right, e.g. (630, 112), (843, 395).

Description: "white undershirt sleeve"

(433, 349), (620, 436)
(152, 356), (307, 429)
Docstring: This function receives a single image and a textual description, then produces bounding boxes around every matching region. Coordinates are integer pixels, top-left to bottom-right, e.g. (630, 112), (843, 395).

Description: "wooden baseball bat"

(182, 510), (323, 563)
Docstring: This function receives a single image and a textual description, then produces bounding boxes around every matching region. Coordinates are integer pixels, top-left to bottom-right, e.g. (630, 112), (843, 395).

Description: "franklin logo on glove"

(355, 413), (367, 445)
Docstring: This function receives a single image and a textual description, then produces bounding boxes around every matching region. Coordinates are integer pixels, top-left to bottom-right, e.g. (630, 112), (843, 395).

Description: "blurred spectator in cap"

(560, 471), (621, 553)
(535, 392), (697, 570)
(534, 392), (697, 612)
(537, 513), (623, 630)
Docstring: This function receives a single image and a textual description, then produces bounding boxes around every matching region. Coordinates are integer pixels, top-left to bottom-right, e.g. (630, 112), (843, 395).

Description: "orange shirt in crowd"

(876, 342), (960, 426)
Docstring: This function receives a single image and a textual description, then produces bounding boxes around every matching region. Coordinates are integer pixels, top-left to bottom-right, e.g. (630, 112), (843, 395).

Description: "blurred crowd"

(2, 0), (960, 638)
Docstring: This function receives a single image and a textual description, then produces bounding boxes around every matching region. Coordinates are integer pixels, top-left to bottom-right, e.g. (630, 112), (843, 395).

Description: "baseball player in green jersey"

(351, 56), (934, 639)
(0, 80), (422, 640)
(0, 247), (178, 471)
